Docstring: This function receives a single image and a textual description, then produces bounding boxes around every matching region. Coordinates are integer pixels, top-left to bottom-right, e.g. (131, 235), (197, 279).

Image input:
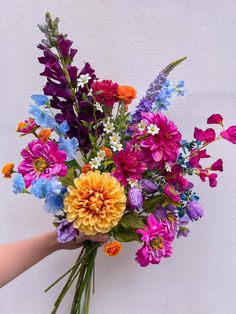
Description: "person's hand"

(56, 231), (109, 250)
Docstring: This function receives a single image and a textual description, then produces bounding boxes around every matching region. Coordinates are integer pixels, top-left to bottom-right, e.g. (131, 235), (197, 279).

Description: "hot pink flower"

(211, 159), (223, 172)
(221, 126), (236, 144)
(163, 183), (181, 203)
(18, 139), (67, 187)
(112, 146), (147, 186)
(189, 149), (211, 168)
(194, 127), (216, 143)
(92, 79), (118, 107)
(135, 214), (174, 267)
(135, 112), (181, 170)
(198, 169), (218, 187)
(207, 114), (223, 125)
(17, 118), (38, 134)
(164, 164), (192, 192)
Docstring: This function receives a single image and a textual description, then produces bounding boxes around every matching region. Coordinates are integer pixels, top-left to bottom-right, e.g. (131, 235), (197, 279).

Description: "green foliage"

(120, 212), (144, 229)
(59, 168), (76, 187)
(143, 194), (166, 213)
(113, 224), (140, 242)
(65, 159), (81, 171)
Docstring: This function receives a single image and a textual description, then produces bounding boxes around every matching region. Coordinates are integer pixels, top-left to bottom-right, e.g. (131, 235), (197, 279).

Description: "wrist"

(46, 230), (61, 253)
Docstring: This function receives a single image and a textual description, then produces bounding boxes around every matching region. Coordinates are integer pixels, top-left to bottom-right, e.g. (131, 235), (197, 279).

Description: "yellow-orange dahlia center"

(64, 170), (126, 235)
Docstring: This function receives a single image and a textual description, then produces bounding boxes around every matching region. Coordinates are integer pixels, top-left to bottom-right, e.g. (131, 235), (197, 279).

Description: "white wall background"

(1, 1), (236, 313)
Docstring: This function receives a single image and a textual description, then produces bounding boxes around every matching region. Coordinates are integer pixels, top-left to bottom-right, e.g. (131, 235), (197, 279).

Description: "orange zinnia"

(2, 163), (14, 178)
(38, 129), (52, 142)
(104, 241), (122, 256)
(101, 147), (112, 158)
(82, 164), (94, 173)
(116, 85), (137, 105)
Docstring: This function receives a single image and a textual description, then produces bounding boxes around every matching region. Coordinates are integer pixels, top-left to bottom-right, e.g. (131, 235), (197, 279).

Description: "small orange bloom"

(104, 241), (122, 256)
(2, 163), (14, 178)
(82, 164), (94, 173)
(17, 121), (27, 132)
(117, 85), (137, 105)
(38, 129), (52, 142)
(101, 147), (112, 158)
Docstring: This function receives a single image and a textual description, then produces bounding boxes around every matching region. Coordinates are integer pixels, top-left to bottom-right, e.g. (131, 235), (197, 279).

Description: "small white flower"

(165, 162), (172, 172)
(103, 119), (115, 134)
(137, 120), (146, 132)
(94, 102), (103, 112)
(128, 178), (141, 188)
(89, 157), (102, 169)
(109, 133), (121, 145)
(78, 74), (91, 88)
(147, 123), (160, 135)
(111, 142), (123, 152)
(97, 150), (106, 160)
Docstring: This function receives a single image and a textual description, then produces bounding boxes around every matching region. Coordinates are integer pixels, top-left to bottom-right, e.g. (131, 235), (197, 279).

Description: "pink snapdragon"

(221, 126), (236, 144)
(194, 127), (216, 143)
(207, 114), (223, 125)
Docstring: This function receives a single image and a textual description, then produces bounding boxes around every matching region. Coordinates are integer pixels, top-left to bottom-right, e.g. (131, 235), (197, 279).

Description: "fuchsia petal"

(207, 114), (223, 125)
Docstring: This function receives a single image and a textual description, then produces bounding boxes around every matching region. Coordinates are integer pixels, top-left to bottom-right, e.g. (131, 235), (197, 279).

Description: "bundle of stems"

(45, 241), (100, 314)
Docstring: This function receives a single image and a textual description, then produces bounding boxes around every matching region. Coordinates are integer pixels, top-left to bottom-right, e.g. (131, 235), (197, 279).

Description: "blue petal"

(31, 94), (49, 106)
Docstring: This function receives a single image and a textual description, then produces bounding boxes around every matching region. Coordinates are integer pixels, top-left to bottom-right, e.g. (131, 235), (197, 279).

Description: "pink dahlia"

(112, 146), (147, 187)
(18, 139), (67, 187)
(92, 80), (118, 107)
(136, 112), (181, 170)
(135, 214), (174, 267)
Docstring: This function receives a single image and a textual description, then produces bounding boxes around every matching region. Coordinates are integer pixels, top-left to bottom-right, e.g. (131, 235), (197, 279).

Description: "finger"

(87, 233), (109, 243)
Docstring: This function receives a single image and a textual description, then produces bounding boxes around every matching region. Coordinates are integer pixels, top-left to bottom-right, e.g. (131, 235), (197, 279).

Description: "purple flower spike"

(186, 201), (204, 221)
(141, 179), (158, 193)
(128, 188), (143, 210)
(56, 220), (78, 243)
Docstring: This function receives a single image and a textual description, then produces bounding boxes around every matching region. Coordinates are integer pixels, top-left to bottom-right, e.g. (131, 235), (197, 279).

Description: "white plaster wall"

(1, 1), (236, 313)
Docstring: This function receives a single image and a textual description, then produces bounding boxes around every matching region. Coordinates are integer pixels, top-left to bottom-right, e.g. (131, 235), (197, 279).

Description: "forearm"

(0, 231), (59, 288)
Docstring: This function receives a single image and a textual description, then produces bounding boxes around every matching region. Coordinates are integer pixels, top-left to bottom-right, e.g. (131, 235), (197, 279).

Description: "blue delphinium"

(58, 137), (79, 161)
(12, 174), (26, 194)
(44, 187), (67, 214)
(31, 94), (49, 106)
(29, 104), (56, 129)
(56, 120), (70, 135)
(30, 178), (62, 199)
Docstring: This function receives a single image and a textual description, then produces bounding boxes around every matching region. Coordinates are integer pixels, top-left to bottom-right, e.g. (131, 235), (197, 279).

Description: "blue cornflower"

(58, 137), (79, 161)
(56, 120), (70, 134)
(44, 187), (67, 214)
(12, 174), (25, 194)
(31, 94), (49, 106)
(30, 178), (62, 199)
(29, 105), (56, 129)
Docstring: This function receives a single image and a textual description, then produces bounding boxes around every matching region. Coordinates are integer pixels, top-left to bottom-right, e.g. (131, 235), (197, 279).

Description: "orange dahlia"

(38, 129), (52, 142)
(104, 241), (122, 256)
(64, 171), (126, 235)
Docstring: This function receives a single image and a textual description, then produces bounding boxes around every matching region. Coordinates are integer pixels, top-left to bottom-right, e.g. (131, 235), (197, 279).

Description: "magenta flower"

(135, 214), (174, 267)
(207, 114), (223, 125)
(112, 146), (147, 187)
(194, 127), (216, 143)
(211, 159), (223, 172)
(189, 149), (211, 168)
(163, 183), (181, 202)
(18, 139), (67, 187)
(221, 126), (236, 144)
(17, 118), (38, 134)
(135, 112), (181, 170)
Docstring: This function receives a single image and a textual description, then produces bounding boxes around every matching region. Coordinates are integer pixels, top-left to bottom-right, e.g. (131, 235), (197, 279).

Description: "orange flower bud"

(116, 85), (137, 105)
(104, 241), (122, 256)
(2, 163), (15, 178)
(101, 147), (112, 158)
(38, 129), (52, 142)
(82, 164), (94, 173)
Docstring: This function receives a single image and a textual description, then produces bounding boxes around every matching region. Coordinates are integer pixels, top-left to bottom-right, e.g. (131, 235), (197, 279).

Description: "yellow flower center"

(34, 157), (48, 173)
(89, 192), (105, 213)
(151, 237), (164, 250)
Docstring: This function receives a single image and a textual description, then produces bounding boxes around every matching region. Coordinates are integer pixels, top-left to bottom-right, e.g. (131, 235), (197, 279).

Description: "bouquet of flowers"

(2, 13), (236, 314)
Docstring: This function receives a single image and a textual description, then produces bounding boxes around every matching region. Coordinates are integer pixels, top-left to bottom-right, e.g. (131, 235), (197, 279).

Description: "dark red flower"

(92, 80), (118, 107)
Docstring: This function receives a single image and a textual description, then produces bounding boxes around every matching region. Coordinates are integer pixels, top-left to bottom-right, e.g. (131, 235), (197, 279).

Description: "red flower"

(92, 80), (118, 107)
(194, 127), (216, 143)
(207, 114), (223, 125)
(221, 126), (236, 144)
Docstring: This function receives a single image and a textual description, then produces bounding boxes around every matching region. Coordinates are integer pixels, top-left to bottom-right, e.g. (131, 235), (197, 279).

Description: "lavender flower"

(128, 188), (143, 209)
(186, 201), (204, 221)
(56, 220), (78, 243)
(141, 179), (158, 193)
(177, 226), (190, 238)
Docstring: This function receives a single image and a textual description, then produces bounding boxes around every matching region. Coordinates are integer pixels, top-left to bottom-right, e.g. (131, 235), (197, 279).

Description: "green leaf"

(59, 168), (75, 187)
(65, 159), (81, 170)
(104, 160), (114, 167)
(143, 194), (166, 213)
(81, 120), (92, 129)
(120, 212), (144, 229)
(113, 225), (140, 242)
(88, 133), (96, 145)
